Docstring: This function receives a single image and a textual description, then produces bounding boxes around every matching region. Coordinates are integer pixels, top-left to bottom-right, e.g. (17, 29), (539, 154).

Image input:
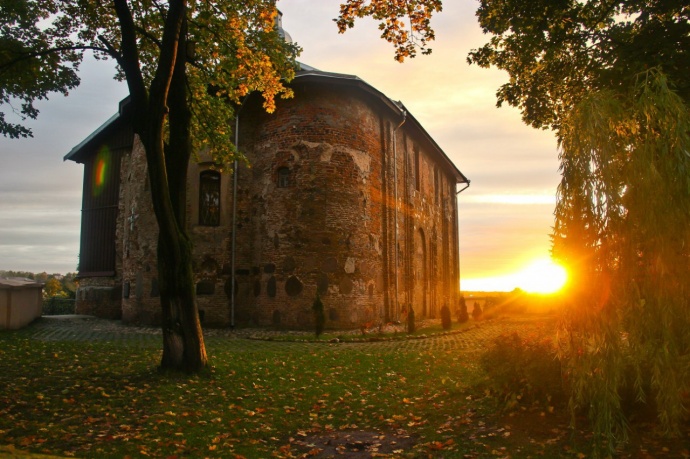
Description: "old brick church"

(65, 53), (469, 329)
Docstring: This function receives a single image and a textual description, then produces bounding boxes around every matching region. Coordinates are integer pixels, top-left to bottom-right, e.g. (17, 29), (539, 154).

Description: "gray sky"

(0, 0), (561, 291)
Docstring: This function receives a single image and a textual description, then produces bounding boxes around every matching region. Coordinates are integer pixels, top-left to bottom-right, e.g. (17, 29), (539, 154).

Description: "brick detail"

(75, 80), (461, 329)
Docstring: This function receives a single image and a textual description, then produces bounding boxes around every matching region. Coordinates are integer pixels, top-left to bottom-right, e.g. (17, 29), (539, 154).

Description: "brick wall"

(75, 76), (461, 329)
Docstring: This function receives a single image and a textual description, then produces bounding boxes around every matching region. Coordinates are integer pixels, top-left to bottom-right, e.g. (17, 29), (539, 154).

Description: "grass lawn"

(0, 318), (687, 458)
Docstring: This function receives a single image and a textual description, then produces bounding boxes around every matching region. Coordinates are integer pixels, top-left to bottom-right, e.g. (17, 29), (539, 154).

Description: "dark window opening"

(277, 167), (290, 188)
(199, 170), (221, 226)
(414, 148), (420, 191)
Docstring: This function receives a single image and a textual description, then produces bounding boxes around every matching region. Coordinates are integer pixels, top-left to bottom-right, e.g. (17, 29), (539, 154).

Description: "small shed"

(0, 278), (44, 330)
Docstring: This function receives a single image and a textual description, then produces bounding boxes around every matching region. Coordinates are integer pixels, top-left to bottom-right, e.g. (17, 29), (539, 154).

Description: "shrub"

(457, 296), (469, 323)
(312, 293), (325, 337)
(481, 332), (564, 409)
(407, 306), (416, 334)
(472, 302), (483, 320)
(42, 297), (76, 315)
(440, 304), (452, 330)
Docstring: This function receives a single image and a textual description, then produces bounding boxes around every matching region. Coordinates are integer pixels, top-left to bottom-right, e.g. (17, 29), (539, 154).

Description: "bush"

(440, 304), (452, 330)
(407, 306), (416, 334)
(42, 297), (76, 315)
(472, 302), (483, 320)
(481, 332), (564, 409)
(312, 293), (325, 337)
(457, 296), (469, 323)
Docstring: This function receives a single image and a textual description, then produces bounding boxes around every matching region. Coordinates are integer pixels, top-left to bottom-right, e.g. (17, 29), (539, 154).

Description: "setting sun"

(514, 258), (568, 294)
(462, 257), (568, 293)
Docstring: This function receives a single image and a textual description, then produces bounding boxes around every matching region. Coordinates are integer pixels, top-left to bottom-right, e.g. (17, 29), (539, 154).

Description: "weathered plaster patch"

(344, 257), (356, 274)
(319, 144), (334, 162)
(343, 148), (371, 176)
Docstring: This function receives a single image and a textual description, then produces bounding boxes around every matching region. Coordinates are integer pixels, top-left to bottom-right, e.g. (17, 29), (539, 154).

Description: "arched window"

(277, 167), (290, 188)
(199, 170), (221, 226)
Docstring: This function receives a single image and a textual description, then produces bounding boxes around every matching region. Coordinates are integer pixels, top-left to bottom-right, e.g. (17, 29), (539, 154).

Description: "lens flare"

(92, 146), (111, 197)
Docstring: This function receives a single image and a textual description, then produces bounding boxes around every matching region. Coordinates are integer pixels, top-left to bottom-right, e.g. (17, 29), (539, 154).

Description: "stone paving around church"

(23, 314), (556, 353)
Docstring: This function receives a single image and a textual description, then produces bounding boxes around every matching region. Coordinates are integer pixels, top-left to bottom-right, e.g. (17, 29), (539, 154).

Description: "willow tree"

(469, 0), (690, 450)
(555, 71), (690, 450)
(1, 0), (297, 372)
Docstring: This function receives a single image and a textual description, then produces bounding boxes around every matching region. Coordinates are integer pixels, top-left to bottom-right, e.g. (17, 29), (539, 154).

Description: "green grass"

(1, 320), (685, 458)
(257, 320), (475, 343)
(0, 337), (482, 458)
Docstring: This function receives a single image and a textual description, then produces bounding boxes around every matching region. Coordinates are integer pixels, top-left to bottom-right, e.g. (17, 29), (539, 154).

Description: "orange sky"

(0, 0), (562, 292)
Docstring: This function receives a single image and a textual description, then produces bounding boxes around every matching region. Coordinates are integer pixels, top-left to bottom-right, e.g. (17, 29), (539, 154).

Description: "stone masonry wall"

(120, 136), (161, 325)
(75, 77), (461, 329)
(233, 84), (387, 328)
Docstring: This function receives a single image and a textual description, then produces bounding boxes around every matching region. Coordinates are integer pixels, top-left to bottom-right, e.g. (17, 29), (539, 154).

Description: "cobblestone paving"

(20, 315), (556, 354)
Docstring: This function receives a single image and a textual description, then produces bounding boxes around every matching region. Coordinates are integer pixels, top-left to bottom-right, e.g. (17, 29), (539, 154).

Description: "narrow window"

(414, 148), (421, 191)
(434, 167), (440, 205)
(277, 167), (290, 188)
(199, 170), (221, 226)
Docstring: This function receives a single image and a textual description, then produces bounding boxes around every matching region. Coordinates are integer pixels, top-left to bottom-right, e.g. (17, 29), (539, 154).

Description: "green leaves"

(0, 0), (118, 137)
(468, 0), (690, 131)
(470, 0), (690, 450)
(555, 69), (690, 453)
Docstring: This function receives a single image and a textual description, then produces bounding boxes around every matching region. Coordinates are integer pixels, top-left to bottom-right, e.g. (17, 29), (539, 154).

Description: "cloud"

(0, 1), (563, 288)
(0, 57), (126, 273)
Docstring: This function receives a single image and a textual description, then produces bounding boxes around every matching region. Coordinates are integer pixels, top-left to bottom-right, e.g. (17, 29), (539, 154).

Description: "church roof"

(63, 97), (132, 164)
(64, 66), (469, 185)
(291, 67), (468, 184)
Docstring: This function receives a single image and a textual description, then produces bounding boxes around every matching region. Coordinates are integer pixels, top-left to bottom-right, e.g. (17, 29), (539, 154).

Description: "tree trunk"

(158, 14), (207, 372)
(114, 0), (207, 372)
(158, 235), (206, 371)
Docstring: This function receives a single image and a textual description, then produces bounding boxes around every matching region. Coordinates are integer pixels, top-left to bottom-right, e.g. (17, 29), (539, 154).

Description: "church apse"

(66, 68), (469, 329)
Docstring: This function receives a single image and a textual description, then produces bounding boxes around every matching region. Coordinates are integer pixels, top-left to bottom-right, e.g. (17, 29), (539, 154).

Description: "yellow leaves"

(258, 7), (277, 29)
(426, 438), (455, 451)
(336, 0), (440, 61)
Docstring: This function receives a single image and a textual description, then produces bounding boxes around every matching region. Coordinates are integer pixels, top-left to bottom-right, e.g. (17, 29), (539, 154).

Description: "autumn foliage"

(336, 0), (442, 62)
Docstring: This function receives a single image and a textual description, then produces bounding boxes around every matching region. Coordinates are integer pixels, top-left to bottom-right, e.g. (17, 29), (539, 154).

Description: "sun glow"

(462, 257), (568, 294)
(514, 258), (568, 294)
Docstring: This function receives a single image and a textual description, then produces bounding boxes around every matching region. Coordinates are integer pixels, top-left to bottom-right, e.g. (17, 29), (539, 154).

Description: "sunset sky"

(0, 0), (562, 292)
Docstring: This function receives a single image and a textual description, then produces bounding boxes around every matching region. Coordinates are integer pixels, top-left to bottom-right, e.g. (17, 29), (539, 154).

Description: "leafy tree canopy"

(468, 0), (690, 131)
(1, 0), (302, 372)
(468, 0), (690, 450)
(0, 0), (299, 165)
